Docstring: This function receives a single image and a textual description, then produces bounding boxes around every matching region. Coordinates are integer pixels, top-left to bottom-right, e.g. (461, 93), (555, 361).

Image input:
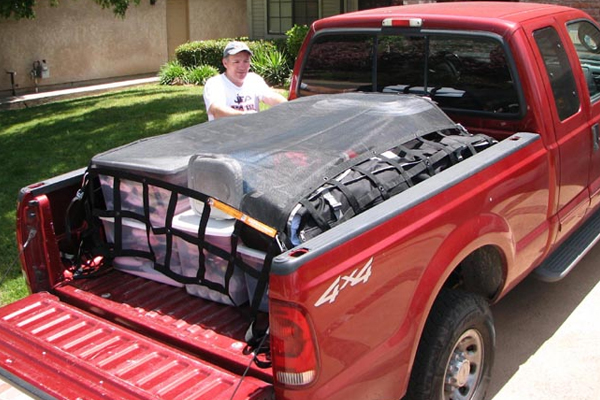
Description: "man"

(203, 41), (287, 121)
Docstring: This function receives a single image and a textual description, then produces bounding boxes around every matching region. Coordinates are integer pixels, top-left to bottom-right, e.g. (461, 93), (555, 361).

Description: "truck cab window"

(566, 20), (600, 101)
(299, 32), (520, 116)
(377, 35), (518, 114)
(300, 34), (376, 95)
(534, 27), (581, 121)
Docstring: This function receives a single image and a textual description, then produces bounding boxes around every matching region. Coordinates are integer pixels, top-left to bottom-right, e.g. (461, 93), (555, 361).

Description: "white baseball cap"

(223, 41), (253, 57)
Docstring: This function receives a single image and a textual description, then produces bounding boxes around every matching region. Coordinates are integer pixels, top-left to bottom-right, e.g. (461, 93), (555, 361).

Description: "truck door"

(529, 22), (591, 238)
(564, 19), (600, 211)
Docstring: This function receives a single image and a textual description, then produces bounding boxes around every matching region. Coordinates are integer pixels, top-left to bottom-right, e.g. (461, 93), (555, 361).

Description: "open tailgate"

(0, 292), (272, 400)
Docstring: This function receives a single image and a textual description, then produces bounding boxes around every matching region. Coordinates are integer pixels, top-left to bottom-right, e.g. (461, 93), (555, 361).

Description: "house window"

(268, 0), (318, 34)
(358, 0), (393, 11)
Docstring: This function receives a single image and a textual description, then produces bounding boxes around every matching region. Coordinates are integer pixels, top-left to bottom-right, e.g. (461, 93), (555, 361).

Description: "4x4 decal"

(315, 257), (373, 307)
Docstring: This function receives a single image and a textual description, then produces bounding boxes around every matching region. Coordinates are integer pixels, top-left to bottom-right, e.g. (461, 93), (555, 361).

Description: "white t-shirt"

(203, 73), (271, 121)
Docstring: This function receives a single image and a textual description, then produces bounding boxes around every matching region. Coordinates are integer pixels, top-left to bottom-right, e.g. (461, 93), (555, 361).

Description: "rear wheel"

(405, 289), (495, 400)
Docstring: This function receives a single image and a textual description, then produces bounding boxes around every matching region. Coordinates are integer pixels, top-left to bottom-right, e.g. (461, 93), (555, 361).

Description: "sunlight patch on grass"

(0, 276), (29, 306)
(0, 84), (206, 306)
(167, 109), (206, 125)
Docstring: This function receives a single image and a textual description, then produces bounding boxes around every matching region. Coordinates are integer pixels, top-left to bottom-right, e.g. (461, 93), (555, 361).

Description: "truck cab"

(290, 1), (600, 271)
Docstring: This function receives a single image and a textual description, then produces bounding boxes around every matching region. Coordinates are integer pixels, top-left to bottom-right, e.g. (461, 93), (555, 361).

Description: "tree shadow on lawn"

(0, 86), (207, 285)
(1, 87), (206, 184)
(1, 86), (203, 127)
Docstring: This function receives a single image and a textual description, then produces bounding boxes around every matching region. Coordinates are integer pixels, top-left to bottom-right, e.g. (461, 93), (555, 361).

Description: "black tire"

(405, 289), (495, 400)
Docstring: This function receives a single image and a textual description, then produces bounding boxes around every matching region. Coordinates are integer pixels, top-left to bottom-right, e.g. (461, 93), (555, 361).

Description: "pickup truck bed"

(0, 271), (272, 400)
(7, 127), (540, 400)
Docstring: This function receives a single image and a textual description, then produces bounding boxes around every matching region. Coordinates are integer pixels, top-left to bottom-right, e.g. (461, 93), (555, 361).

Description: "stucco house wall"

(0, 0), (168, 95)
(188, 0), (248, 40)
(0, 0), (249, 97)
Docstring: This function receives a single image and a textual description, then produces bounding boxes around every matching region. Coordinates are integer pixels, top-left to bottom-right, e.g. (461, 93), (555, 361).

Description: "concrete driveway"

(488, 242), (600, 400)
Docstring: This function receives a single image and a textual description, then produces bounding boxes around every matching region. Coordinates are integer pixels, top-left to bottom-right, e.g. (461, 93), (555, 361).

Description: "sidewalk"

(0, 76), (159, 110)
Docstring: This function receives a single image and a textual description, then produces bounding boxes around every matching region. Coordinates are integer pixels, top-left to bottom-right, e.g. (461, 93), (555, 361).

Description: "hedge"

(175, 39), (280, 72)
(166, 26), (309, 87)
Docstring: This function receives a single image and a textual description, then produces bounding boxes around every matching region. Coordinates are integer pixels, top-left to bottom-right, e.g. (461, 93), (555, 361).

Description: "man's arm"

(208, 103), (248, 119)
(211, 89), (286, 119)
(262, 90), (288, 106)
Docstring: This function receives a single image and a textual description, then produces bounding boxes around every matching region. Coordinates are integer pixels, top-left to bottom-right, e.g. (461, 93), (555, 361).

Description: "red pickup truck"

(3, 2), (600, 400)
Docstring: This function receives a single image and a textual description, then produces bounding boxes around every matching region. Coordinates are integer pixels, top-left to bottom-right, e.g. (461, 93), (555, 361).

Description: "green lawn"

(0, 84), (206, 306)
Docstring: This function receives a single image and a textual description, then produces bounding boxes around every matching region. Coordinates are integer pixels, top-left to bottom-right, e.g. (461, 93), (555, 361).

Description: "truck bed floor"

(0, 291), (272, 400)
(52, 269), (272, 382)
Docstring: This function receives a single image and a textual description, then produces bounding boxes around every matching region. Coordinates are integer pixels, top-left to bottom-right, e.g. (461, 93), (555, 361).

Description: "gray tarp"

(92, 92), (458, 231)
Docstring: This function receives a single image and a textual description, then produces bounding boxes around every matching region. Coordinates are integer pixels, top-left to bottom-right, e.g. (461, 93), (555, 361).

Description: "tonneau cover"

(91, 93), (457, 231)
(0, 292), (272, 400)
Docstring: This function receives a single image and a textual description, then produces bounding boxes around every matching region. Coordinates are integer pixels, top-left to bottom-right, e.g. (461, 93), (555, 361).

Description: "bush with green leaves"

(159, 61), (188, 85)
(286, 25), (309, 60)
(186, 65), (219, 85)
(271, 37), (289, 57)
(171, 38), (293, 87)
(175, 39), (283, 72)
(251, 45), (291, 87)
(176, 39), (232, 70)
(159, 62), (218, 86)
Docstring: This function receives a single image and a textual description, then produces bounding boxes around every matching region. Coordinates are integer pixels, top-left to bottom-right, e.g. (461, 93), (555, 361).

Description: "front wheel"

(405, 289), (495, 400)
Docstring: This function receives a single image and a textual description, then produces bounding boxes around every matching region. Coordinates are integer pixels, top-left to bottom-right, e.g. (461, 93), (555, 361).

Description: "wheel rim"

(443, 328), (484, 400)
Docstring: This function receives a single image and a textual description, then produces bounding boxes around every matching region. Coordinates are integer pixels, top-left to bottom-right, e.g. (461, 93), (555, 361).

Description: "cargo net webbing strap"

(287, 130), (497, 245)
(84, 166), (276, 312)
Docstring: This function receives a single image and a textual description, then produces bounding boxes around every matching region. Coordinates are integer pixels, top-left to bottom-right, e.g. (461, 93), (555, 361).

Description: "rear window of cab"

(298, 32), (521, 117)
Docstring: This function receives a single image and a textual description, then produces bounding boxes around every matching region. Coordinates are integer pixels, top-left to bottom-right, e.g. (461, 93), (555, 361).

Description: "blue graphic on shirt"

(232, 94), (256, 112)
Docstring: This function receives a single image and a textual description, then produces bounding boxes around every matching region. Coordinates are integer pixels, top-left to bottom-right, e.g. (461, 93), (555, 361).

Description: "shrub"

(176, 39), (231, 70)
(286, 25), (309, 60)
(251, 46), (291, 87)
(172, 39), (294, 87)
(248, 40), (279, 57)
(175, 39), (285, 71)
(186, 65), (219, 85)
(271, 37), (289, 55)
(159, 62), (218, 86)
(159, 61), (187, 85)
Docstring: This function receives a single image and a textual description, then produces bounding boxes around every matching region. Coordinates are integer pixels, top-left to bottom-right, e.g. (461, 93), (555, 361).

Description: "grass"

(0, 84), (207, 306)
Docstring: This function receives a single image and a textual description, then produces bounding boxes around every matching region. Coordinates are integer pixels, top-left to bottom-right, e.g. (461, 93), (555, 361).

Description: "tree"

(0, 0), (155, 20)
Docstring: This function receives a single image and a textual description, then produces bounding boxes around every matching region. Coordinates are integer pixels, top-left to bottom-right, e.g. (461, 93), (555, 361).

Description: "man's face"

(223, 52), (251, 86)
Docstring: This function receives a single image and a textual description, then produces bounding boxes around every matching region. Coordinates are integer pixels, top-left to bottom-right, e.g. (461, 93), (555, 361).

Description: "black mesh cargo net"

(78, 93), (495, 316)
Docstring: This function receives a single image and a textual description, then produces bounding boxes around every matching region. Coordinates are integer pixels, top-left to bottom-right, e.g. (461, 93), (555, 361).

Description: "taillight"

(270, 301), (319, 387)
